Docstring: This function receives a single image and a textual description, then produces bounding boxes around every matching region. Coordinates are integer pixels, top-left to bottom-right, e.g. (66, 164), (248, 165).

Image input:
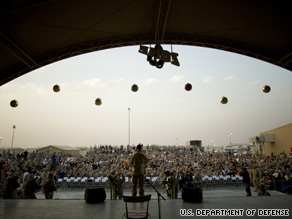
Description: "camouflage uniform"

(114, 173), (125, 199)
(43, 174), (57, 199)
(23, 177), (39, 199)
(167, 173), (178, 199)
(258, 185), (271, 196)
(108, 173), (125, 199)
(194, 172), (202, 188)
(251, 166), (260, 192)
(3, 176), (20, 199)
(41, 169), (49, 193)
(130, 147), (148, 196)
(108, 173), (116, 199)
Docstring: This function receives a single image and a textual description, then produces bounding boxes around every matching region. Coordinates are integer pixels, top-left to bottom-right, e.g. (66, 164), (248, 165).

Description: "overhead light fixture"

(139, 44), (180, 68)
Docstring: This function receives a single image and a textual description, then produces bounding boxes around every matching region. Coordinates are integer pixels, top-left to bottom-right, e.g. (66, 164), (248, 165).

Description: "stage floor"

(1, 188), (291, 219)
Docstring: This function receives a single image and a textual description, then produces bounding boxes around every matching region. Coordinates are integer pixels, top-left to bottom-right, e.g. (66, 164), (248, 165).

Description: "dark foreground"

(0, 188), (291, 219)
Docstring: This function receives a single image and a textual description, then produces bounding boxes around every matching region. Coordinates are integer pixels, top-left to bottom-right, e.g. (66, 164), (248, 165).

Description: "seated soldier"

(258, 184), (271, 196)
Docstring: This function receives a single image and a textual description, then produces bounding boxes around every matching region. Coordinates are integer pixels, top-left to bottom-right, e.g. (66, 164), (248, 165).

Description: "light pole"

(228, 133), (232, 145)
(11, 125), (16, 149)
(128, 108), (130, 146)
(176, 137), (178, 146)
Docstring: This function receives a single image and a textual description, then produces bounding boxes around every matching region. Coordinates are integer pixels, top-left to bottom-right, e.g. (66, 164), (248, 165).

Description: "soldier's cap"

(137, 144), (143, 150)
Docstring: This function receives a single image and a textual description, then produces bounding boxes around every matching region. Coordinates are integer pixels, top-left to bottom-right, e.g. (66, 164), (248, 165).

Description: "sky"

(0, 45), (292, 148)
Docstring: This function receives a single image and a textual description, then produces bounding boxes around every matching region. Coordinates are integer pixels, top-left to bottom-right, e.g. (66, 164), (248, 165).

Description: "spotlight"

(156, 59), (164, 69)
(10, 99), (18, 107)
(53, 84), (61, 92)
(131, 84), (139, 92)
(262, 85), (271, 93)
(147, 44), (165, 69)
(95, 98), (102, 106)
(221, 96), (228, 104)
(185, 83), (192, 91)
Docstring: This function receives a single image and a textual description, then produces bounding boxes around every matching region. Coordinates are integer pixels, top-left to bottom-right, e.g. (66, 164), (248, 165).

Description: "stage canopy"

(1, 0), (291, 86)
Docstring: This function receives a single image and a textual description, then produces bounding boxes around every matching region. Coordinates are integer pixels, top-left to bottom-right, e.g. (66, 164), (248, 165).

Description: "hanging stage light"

(139, 44), (180, 67)
(95, 98), (102, 106)
(146, 44), (165, 69)
(131, 84), (139, 92)
(10, 99), (18, 107)
(53, 84), (61, 92)
(185, 83), (192, 91)
(156, 59), (164, 69)
(262, 85), (271, 93)
(221, 96), (228, 104)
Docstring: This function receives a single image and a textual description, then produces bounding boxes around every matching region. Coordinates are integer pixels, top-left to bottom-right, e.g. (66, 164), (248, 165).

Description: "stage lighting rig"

(139, 44), (180, 69)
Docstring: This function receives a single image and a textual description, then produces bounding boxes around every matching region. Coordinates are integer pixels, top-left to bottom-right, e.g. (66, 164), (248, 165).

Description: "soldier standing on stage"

(108, 170), (125, 199)
(3, 176), (20, 199)
(130, 144), (148, 196)
(23, 175), (40, 199)
(108, 170), (117, 199)
(194, 170), (202, 188)
(240, 167), (251, 196)
(250, 165), (260, 192)
(43, 173), (57, 199)
(167, 172), (178, 199)
(115, 172), (125, 199)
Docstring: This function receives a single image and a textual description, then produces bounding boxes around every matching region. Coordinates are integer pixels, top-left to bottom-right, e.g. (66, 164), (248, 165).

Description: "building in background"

(250, 123), (292, 155)
(36, 145), (80, 156)
(186, 140), (202, 152)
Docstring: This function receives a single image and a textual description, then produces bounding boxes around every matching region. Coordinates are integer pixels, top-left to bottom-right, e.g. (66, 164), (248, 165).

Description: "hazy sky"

(0, 45), (292, 148)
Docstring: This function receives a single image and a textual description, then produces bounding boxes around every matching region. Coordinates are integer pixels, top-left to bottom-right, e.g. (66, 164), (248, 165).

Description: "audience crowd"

(0, 145), (291, 199)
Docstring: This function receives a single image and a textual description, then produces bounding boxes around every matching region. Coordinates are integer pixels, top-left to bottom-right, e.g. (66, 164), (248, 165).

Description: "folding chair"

(214, 176), (220, 187)
(101, 177), (108, 187)
(94, 177), (101, 186)
(57, 178), (64, 189)
(125, 177), (130, 188)
(151, 177), (157, 185)
(123, 195), (151, 219)
(222, 176), (228, 187)
(73, 177), (79, 189)
(80, 177), (87, 187)
(238, 176), (243, 185)
(145, 177), (151, 187)
(207, 176), (213, 188)
(87, 177), (95, 187)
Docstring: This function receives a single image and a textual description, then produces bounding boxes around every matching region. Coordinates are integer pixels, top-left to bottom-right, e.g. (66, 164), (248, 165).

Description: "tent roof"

(1, 0), (291, 86)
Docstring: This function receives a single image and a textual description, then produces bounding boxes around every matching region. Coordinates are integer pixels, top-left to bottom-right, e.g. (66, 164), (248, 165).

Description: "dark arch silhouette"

(0, 0), (291, 86)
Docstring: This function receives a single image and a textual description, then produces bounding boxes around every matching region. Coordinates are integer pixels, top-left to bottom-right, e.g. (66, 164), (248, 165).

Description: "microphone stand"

(144, 175), (166, 219)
